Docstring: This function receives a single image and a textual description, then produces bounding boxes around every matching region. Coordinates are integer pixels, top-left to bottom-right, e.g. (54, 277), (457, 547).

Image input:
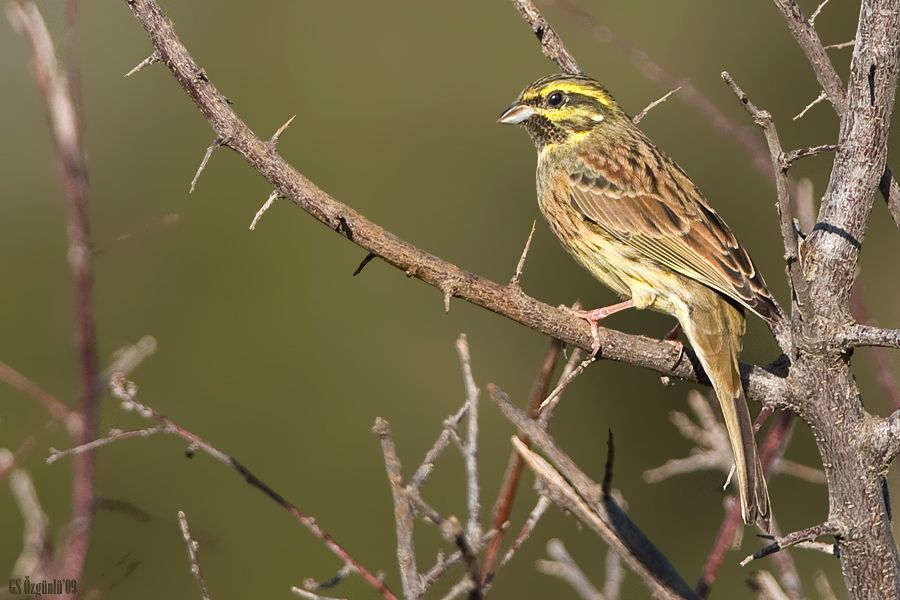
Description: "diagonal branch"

(122, 0), (792, 412)
(508, 0), (581, 75)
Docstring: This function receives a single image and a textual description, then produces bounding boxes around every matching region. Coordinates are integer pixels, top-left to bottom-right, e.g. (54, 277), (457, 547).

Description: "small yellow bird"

(499, 74), (781, 530)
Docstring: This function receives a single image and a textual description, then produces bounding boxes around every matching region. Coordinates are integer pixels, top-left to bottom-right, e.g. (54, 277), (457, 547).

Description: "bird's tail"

(680, 294), (771, 531)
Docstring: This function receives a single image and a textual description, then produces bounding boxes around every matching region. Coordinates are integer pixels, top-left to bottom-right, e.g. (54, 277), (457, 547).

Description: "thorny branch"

(48, 374), (398, 600)
(114, 0), (900, 597)
(122, 0), (797, 412)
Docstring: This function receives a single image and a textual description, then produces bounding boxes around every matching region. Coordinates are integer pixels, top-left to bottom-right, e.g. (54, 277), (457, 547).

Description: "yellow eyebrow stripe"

(523, 82), (612, 106)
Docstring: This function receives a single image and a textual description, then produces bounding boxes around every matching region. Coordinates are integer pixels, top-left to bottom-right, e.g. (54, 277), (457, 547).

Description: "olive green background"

(2, 1), (898, 598)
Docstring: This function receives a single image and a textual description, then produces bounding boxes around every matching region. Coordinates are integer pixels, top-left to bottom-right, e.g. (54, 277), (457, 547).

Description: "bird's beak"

(497, 104), (535, 125)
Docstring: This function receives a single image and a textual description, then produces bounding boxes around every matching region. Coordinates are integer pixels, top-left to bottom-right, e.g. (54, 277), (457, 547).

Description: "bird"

(498, 73), (781, 530)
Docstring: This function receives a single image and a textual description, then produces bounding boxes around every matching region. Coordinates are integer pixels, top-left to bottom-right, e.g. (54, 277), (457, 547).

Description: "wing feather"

(567, 155), (780, 322)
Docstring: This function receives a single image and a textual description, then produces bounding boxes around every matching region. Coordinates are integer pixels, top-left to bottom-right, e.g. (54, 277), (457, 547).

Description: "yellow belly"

(537, 180), (687, 318)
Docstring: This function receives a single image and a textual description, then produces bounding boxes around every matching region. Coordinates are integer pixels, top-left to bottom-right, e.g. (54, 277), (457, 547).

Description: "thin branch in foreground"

(632, 86), (682, 125)
(190, 137), (224, 194)
(481, 338), (562, 584)
(509, 0), (581, 75)
(372, 418), (420, 599)
(47, 374), (397, 600)
(455, 334), (482, 543)
(740, 522), (841, 566)
(291, 588), (347, 600)
(492, 385), (698, 599)
(0, 360), (81, 436)
(178, 511), (212, 600)
(3, 450), (53, 580)
(749, 571), (791, 600)
(536, 539), (603, 600)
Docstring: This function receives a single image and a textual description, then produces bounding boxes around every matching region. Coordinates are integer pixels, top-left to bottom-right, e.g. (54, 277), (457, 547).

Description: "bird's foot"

(570, 299), (635, 358)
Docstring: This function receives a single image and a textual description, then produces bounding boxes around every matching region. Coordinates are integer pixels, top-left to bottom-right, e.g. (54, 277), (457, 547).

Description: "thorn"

(249, 190), (279, 230)
(190, 137), (224, 194)
(269, 114), (297, 148)
(510, 220), (537, 287)
(353, 252), (377, 276)
(124, 50), (160, 77)
(444, 287), (453, 313)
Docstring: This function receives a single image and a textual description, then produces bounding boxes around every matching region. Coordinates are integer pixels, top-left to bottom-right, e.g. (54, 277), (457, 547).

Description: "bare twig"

(0, 360), (81, 436)
(495, 495), (551, 572)
(249, 189), (280, 230)
(492, 386), (698, 599)
(4, 450), (53, 580)
(190, 137), (224, 193)
(750, 571), (791, 600)
(809, 0), (831, 24)
(722, 71), (801, 339)
(455, 335), (482, 543)
(291, 588), (347, 600)
(780, 144), (839, 169)
(178, 511), (212, 600)
(536, 539), (603, 600)
(838, 325), (900, 349)
(481, 338), (562, 584)
(48, 375), (397, 600)
(770, 0), (900, 227)
(632, 86), (682, 125)
(508, 0), (581, 75)
(793, 91), (828, 120)
(824, 40), (855, 50)
(8, 2), (100, 586)
(740, 522), (841, 566)
(409, 403), (469, 489)
(372, 418), (420, 599)
(510, 220), (537, 287)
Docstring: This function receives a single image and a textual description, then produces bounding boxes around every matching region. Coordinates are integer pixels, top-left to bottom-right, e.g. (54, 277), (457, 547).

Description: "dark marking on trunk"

(869, 64), (877, 106)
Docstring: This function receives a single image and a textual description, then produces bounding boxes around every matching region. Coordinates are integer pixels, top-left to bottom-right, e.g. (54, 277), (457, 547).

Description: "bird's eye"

(547, 91), (564, 107)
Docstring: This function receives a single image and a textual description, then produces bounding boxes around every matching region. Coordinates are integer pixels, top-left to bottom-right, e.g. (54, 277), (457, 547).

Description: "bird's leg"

(571, 299), (634, 357)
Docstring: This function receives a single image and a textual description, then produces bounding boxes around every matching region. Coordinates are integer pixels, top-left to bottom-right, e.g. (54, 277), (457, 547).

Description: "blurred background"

(1, 0), (898, 597)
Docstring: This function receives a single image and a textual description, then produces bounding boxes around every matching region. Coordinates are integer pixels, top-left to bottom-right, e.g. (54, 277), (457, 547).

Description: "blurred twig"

(8, 1), (100, 585)
(48, 374), (398, 600)
(178, 511), (212, 600)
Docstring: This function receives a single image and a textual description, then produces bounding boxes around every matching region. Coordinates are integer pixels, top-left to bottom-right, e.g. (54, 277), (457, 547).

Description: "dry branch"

(122, 0), (792, 414)
(8, 1), (100, 586)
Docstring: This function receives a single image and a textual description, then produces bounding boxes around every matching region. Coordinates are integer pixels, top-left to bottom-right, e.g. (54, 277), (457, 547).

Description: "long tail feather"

(680, 294), (771, 531)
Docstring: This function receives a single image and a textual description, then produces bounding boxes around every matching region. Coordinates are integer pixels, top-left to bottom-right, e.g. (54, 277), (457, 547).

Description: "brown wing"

(567, 153), (781, 323)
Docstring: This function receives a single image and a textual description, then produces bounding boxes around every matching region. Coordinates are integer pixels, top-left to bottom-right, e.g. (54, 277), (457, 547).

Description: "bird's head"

(498, 74), (628, 149)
